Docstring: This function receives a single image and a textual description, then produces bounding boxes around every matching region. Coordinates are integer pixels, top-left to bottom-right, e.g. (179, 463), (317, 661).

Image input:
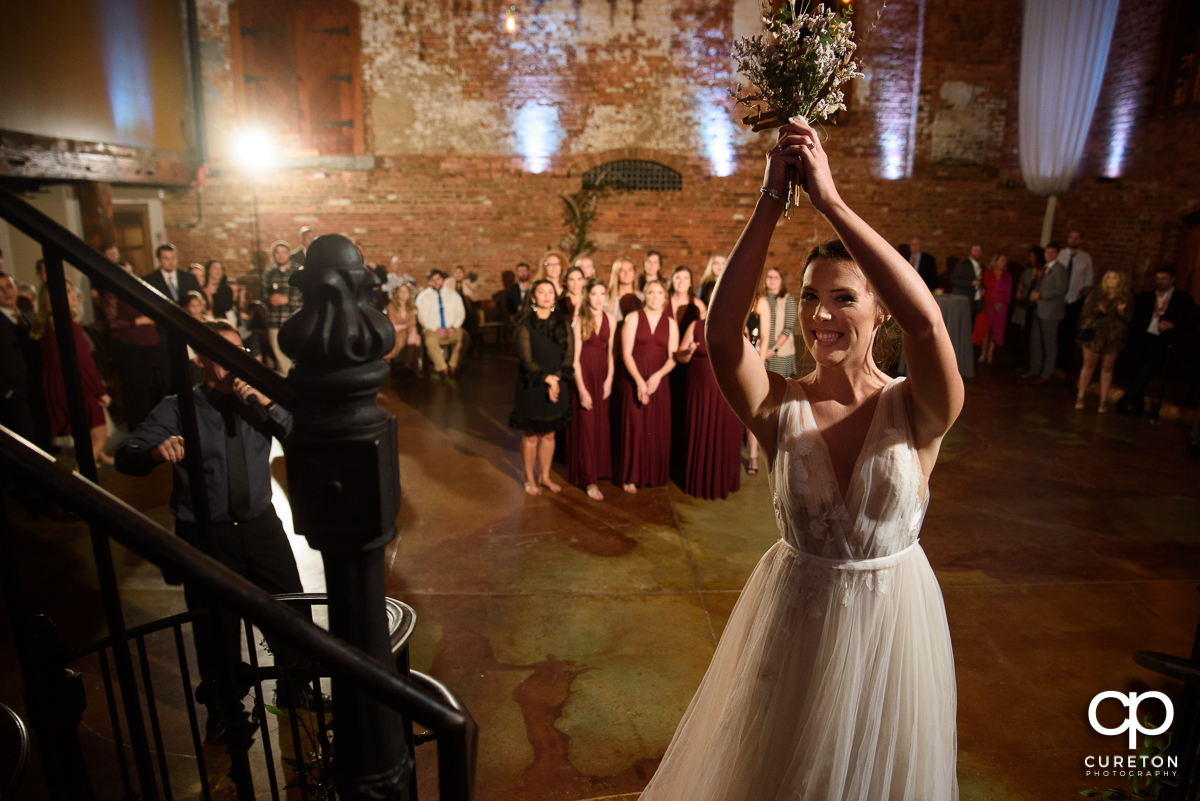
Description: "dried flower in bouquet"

(730, 1), (867, 214)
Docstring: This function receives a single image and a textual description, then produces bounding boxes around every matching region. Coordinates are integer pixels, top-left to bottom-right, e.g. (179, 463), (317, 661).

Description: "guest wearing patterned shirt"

(260, 241), (304, 376)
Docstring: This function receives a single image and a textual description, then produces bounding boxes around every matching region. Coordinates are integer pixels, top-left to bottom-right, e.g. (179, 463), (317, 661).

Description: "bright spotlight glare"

(505, 13), (516, 32)
(234, 130), (275, 171)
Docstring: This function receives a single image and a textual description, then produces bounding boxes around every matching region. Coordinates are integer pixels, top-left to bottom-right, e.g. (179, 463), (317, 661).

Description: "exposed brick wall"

(163, 0), (1196, 298)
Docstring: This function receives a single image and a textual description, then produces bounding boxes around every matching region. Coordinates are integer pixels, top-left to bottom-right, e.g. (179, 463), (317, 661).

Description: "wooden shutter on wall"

(229, 0), (363, 157)
(294, 0), (364, 156)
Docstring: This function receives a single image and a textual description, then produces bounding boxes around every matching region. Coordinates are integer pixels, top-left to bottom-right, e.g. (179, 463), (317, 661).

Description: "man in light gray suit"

(1022, 242), (1067, 384)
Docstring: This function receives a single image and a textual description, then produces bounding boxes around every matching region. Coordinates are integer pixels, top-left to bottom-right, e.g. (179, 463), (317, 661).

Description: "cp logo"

(1088, 691), (1174, 749)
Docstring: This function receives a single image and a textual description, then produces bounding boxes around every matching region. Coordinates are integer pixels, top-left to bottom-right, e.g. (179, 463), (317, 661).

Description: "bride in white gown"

(639, 118), (964, 800)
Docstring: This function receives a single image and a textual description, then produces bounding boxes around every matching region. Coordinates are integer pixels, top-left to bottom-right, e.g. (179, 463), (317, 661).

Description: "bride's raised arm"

(705, 143), (791, 457)
(782, 117), (963, 447)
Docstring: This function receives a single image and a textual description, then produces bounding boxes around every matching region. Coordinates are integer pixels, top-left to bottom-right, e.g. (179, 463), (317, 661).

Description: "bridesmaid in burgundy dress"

(567, 280), (616, 500)
(677, 317), (742, 499)
(619, 280), (679, 493)
(668, 266), (706, 478)
(32, 281), (113, 464)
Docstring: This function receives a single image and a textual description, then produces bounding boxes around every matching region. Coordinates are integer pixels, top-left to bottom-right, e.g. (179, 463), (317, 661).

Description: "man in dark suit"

(1117, 265), (1196, 415)
(142, 244), (201, 390)
(0, 272), (36, 441)
(505, 261), (533, 318)
(290, 226), (316, 268)
(143, 244), (202, 305)
(951, 244), (985, 312)
(908, 237), (939, 293)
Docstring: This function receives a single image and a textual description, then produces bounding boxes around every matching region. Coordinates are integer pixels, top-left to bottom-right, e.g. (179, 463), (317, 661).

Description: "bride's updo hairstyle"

(802, 239), (902, 369)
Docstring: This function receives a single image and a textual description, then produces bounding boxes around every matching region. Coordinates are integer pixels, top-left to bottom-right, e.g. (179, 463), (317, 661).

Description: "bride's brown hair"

(803, 239), (902, 370)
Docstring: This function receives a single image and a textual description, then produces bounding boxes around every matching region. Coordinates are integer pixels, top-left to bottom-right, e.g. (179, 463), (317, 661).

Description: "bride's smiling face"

(799, 258), (883, 369)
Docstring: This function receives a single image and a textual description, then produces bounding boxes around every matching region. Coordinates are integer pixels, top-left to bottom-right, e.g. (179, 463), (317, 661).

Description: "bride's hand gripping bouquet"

(731, 1), (868, 216)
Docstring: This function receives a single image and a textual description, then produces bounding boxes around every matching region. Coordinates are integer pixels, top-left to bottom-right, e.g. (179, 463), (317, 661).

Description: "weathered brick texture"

(165, 0), (1198, 296)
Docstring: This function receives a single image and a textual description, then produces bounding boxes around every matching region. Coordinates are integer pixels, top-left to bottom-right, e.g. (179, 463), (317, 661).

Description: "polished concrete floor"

(2, 352), (1199, 800)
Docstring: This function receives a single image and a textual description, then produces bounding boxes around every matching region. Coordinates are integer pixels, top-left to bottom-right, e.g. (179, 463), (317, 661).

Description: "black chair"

(1134, 583), (1200, 801)
(0, 703), (30, 800)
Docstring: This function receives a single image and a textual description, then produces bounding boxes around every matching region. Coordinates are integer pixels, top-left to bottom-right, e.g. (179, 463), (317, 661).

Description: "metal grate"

(582, 160), (682, 191)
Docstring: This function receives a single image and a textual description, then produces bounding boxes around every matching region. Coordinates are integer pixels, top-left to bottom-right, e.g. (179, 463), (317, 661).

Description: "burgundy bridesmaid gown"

(41, 321), (107, 437)
(620, 310), (671, 487)
(567, 315), (612, 487)
(683, 319), (742, 500)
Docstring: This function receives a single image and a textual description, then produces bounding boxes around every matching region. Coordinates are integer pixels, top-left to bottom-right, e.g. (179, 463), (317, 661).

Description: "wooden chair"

(475, 297), (509, 351)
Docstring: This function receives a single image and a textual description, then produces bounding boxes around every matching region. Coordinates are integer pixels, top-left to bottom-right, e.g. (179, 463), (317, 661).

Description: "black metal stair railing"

(0, 432), (477, 799)
(0, 185), (474, 800)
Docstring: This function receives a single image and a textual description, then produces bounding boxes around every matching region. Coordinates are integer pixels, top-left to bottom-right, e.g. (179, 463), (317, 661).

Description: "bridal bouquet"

(730, 1), (866, 214)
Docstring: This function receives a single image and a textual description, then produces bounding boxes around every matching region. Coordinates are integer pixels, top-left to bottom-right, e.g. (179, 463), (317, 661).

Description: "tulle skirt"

(640, 539), (958, 801)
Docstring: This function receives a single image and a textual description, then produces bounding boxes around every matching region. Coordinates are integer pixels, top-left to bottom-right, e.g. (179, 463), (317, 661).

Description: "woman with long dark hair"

(618, 280), (678, 493)
(668, 265), (705, 477)
(561, 265), (586, 320)
(203, 260), (234, 321)
(567, 279), (616, 500)
(509, 279), (574, 496)
(640, 117), (962, 799)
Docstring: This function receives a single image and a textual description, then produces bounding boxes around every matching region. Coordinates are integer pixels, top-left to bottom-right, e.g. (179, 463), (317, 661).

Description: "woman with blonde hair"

(1075, 269), (1132, 411)
(606, 257), (644, 321)
(697, 254), (727, 305)
(971, 253), (1013, 365)
(31, 281), (113, 464)
(385, 281), (422, 370)
(618, 279), (678, 492)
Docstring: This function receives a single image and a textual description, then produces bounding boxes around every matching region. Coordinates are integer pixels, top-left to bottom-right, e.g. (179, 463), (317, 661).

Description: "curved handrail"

(0, 186), (292, 407)
(0, 426), (476, 799)
(0, 702), (30, 799)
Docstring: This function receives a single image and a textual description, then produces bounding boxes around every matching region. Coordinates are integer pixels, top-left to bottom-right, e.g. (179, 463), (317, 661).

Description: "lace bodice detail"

(771, 376), (929, 560)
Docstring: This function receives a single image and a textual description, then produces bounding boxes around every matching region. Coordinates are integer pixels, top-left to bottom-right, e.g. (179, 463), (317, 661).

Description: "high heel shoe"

(747, 457), (759, 476)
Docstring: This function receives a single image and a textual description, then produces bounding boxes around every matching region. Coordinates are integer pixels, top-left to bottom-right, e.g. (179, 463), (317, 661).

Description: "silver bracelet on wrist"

(760, 186), (782, 203)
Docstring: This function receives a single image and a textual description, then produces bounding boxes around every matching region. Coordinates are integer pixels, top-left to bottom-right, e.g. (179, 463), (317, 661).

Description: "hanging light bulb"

(505, 6), (516, 32)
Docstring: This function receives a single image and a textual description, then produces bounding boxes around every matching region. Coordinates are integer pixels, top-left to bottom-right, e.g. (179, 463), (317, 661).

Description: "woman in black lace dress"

(510, 279), (575, 496)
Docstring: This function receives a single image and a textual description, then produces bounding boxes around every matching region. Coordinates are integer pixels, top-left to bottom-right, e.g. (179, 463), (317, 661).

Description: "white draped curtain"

(1019, 0), (1120, 205)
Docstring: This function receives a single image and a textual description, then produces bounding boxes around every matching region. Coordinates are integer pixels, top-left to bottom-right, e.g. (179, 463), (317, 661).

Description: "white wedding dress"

(641, 376), (958, 800)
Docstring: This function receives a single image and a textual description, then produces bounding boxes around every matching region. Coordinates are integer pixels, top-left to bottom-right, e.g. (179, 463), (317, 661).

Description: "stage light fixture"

(506, 6), (516, 32)
(234, 129), (276, 171)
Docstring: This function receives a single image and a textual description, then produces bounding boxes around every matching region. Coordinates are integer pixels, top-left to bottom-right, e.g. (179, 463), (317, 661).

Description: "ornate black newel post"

(277, 235), (409, 798)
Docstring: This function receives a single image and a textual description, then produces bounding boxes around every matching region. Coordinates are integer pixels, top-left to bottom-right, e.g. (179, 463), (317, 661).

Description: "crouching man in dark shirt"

(116, 320), (305, 741)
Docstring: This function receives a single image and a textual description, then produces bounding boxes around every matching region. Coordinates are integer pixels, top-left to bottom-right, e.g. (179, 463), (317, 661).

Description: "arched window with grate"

(582, 160), (682, 191)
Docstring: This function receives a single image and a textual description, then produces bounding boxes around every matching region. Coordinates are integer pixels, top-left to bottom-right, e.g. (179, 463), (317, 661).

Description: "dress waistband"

(780, 539), (921, 571)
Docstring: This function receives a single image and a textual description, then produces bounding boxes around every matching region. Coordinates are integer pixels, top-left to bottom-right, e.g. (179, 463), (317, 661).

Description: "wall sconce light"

(505, 6), (516, 32)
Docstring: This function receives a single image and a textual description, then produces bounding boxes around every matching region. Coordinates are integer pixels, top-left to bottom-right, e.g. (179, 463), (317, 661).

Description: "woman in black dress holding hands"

(510, 280), (574, 496)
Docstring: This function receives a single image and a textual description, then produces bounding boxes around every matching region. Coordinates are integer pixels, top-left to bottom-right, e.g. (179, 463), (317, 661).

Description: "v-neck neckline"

(795, 377), (897, 506)
(643, 309), (664, 336)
